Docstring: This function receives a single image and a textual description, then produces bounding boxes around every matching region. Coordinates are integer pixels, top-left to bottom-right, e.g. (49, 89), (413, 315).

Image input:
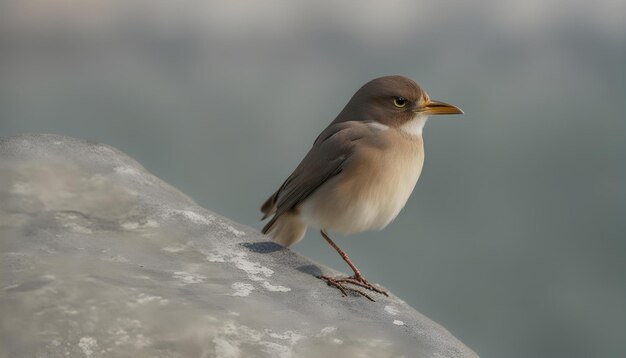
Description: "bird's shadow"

(240, 241), (285, 254)
(240, 241), (323, 277)
(296, 264), (323, 277)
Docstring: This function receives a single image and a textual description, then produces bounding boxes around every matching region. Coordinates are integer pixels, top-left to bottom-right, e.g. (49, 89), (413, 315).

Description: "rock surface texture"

(0, 134), (478, 358)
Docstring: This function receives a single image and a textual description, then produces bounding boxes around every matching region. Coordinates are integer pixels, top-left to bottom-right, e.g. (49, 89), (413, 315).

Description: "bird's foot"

(339, 274), (389, 297)
(318, 274), (388, 301)
(318, 275), (375, 301)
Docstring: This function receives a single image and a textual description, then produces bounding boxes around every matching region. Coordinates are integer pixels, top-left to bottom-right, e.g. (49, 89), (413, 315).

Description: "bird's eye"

(393, 97), (407, 108)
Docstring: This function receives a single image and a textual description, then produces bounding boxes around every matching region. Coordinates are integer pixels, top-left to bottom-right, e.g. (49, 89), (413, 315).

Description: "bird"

(260, 75), (463, 301)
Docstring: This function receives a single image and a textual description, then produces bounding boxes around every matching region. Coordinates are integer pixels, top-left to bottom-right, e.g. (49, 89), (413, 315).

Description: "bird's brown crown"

(334, 75), (428, 127)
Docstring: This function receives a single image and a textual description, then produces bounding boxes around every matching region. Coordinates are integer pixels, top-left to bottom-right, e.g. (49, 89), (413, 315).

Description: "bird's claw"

(337, 275), (389, 297)
(318, 274), (387, 301)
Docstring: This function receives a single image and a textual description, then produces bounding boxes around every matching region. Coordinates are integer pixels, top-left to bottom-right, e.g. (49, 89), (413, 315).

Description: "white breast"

(300, 130), (425, 234)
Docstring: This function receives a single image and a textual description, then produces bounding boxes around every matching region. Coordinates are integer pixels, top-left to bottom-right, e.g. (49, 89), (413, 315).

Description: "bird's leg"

(317, 230), (388, 300)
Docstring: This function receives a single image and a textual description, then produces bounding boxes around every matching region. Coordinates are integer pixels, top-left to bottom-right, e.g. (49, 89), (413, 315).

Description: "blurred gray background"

(1, 1), (625, 357)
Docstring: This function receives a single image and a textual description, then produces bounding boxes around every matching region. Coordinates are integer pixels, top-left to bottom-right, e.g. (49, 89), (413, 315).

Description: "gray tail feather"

(261, 214), (278, 234)
(260, 191), (279, 220)
(261, 213), (306, 248)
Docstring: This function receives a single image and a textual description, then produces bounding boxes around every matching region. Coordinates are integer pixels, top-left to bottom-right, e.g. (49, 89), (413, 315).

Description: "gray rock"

(0, 133), (478, 358)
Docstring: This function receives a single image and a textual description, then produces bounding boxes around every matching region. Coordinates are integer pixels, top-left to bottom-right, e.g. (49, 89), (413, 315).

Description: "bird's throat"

(399, 114), (428, 137)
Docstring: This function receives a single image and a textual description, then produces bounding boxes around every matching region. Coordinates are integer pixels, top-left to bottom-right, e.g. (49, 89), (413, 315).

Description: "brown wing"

(261, 121), (377, 233)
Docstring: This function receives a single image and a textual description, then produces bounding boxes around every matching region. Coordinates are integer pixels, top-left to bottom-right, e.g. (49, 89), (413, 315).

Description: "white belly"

(300, 134), (424, 234)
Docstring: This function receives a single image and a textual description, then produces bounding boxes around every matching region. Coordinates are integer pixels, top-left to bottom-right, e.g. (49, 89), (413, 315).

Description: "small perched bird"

(261, 76), (463, 300)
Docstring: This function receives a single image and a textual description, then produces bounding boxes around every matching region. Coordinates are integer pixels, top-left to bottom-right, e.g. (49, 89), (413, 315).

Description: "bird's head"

(337, 75), (463, 135)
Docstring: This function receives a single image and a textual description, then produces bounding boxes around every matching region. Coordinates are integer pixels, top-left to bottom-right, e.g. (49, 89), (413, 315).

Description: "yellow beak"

(416, 100), (464, 115)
